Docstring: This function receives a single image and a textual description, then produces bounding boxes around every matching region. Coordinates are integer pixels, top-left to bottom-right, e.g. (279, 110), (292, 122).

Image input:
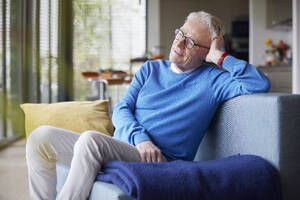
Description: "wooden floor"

(0, 139), (29, 200)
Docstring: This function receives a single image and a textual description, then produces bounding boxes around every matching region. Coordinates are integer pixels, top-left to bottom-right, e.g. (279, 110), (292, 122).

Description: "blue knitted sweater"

(112, 56), (270, 161)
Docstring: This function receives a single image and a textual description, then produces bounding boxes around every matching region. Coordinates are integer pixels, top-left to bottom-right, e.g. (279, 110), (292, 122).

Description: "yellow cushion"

(20, 100), (114, 138)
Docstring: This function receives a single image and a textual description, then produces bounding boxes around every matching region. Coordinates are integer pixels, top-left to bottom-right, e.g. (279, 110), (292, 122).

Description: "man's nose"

(175, 38), (185, 49)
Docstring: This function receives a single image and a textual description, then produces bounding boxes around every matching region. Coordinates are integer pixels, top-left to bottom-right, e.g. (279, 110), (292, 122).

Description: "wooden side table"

(82, 72), (131, 100)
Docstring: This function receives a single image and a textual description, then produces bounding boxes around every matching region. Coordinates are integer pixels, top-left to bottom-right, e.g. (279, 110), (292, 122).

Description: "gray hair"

(186, 11), (225, 40)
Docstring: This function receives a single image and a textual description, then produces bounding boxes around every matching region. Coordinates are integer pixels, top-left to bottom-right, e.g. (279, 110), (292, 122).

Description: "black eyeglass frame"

(174, 28), (210, 50)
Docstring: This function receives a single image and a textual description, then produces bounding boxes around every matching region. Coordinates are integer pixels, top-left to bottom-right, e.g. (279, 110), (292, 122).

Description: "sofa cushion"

(21, 100), (114, 138)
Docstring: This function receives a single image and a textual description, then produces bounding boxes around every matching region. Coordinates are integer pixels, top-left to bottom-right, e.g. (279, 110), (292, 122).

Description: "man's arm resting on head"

(205, 35), (270, 103)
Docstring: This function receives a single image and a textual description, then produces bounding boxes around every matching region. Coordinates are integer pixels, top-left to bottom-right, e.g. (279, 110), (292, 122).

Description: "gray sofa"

(56, 93), (300, 200)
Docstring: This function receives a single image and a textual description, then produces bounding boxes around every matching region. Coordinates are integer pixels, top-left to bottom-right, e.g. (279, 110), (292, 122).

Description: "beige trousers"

(25, 125), (141, 200)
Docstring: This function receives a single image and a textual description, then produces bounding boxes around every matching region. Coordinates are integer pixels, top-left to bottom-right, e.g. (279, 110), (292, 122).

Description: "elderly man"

(26, 11), (270, 200)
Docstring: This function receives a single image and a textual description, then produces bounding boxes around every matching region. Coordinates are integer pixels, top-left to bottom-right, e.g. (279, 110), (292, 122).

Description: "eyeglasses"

(174, 28), (210, 50)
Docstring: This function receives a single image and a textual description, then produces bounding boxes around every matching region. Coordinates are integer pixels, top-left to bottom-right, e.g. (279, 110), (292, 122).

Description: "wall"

(147, 0), (160, 54)
(249, 0), (292, 66)
(150, 0), (249, 57)
(292, 0), (300, 94)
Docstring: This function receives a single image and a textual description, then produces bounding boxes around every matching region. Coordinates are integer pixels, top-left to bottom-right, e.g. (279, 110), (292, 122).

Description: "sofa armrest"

(194, 93), (300, 200)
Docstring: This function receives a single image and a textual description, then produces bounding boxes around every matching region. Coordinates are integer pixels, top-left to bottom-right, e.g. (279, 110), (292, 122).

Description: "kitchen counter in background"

(257, 65), (292, 93)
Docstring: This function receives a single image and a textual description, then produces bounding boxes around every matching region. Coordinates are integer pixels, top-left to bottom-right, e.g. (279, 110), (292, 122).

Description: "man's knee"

(78, 130), (105, 143)
(75, 131), (108, 150)
(26, 125), (58, 153)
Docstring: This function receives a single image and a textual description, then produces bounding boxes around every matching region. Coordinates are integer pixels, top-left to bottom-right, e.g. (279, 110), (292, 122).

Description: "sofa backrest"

(194, 93), (300, 200)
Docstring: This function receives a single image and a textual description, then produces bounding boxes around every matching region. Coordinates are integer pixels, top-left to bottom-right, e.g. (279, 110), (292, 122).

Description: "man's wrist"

(217, 52), (229, 66)
(133, 132), (151, 146)
(209, 50), (224, 65)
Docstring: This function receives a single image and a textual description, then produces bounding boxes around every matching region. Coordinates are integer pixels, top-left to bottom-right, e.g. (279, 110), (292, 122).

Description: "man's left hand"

(136, 140), (165, 162)
(205, 35), (224, 65)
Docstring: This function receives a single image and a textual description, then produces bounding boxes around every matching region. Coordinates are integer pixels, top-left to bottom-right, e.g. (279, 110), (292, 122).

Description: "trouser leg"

(57, 130), (141, 200)
(26, 125), (80, 200)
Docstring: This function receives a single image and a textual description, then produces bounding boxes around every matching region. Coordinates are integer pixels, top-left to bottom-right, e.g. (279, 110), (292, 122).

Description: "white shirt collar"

(170, 63), (197, 74)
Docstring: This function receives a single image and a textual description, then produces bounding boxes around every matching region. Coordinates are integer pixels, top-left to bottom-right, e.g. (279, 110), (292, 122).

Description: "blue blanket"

(96, 155), (282, 200)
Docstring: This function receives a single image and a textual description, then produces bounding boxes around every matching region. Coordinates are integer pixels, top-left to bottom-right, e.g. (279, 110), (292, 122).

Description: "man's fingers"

(139, 151), (145, 162)
(136, 141), (164, 162)
(139, 150), (164, 162)
(140, 150), (148, 162)
(146, 150), (152, 162)
(211, 35), (223, 49)
(139, 150), (153, 162)
(153, 149), (163, 162)
(145, 149), (160, 162)
(150, 149), (156, 162)
(157, 153), (163, 162)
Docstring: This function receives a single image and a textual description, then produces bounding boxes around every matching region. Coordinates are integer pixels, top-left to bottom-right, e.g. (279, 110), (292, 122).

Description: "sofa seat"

(56, 162), (133, 200)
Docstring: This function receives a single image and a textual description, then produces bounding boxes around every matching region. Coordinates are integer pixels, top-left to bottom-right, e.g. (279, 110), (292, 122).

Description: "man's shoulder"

(141, 59), (171, 72)
(135, 59), (170, 79)
(146, 59), (170, 67)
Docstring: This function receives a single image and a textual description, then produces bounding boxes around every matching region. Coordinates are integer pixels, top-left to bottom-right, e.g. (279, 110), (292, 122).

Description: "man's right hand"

(205, 35), (224, 65)
(136, 141), (165, 162)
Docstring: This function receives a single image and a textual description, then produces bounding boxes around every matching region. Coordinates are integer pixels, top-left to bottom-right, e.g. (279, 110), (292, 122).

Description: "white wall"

(249, 0), (292, 66)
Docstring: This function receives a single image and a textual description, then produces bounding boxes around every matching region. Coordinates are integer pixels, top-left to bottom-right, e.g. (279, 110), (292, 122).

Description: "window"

(73, 0), (147, 100)
(0, 0), (25, 143)
(39, 0), (59, 103)
(0, 0), (65, 146)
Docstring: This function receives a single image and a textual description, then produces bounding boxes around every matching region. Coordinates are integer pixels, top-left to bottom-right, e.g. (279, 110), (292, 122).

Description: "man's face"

(169, 18), (211, 70)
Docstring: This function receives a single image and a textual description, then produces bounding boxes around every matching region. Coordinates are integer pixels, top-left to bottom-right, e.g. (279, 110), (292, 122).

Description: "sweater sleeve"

(211, 55), (270, 103)
(112, 62), (151, 146)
